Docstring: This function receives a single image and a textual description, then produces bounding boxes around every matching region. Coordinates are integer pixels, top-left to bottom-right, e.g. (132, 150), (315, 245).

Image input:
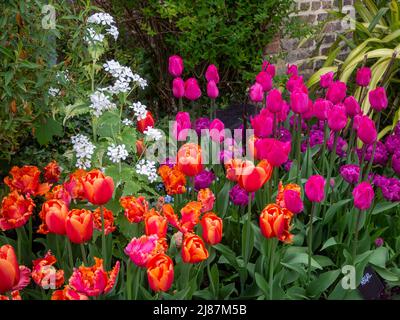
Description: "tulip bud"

(356, 67), (371, 87)
(184, 78), (201, 101)
(205, 64), (220, 83)
(369, 87), (388, 111)
(207, 80), (219, 99)
(172, 77), (185, 98)
(168, 55), (184, 77)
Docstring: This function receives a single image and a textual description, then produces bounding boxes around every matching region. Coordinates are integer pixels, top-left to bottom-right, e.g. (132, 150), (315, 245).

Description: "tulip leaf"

(214, 244), (240, 270)
(323, 199), (352, 225)
(371, 201), (399, 215)
(369, 247), (389, 268)
(307, 269), (341, 298)
(255, 272), (269, 297)
(321, 237), (339, 251)
(282, 252), (323, 270)
(373, 266), (400, 282)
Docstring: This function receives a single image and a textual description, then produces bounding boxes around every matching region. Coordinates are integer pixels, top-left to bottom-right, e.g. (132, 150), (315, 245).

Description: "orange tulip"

(45, 185), (71, 206)
(65, 209), (94, 244)
(136, 139), (145, 156)
(137, 111), (155, 133)
(44, 160), (61, 184)
(32, 251), (64, 289)
(238, 160), (272, 193)
(259, 204), (293, 243)
(38, 199), (68, 235)
(81, 169), (114, 205)
(179, 201), (202, 233)
(0, 290), (22, 300)
(224, 158), (244, 182)
(147, 253), (174, 292)
(182, 233), (209, 263)
(0, 191), (35, 231)
(177, 143), (203, 177)
(158, 165), (186, 195)
(161, 204), (180, 229)
(4, 165), (50, 196)
(0, 245), (30, 294)
(51, 285), (88, 300)
(120, 195), (149, 223)
(64, 169), (87, 200)
(197, 188), (215, 213)
(200, 212), (223, 245)
(93, 207), (116, 235)
(145, 209), (168, 238)
(276, 181), (301, 207)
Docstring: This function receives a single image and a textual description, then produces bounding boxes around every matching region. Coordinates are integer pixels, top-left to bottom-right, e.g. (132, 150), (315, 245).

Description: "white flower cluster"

(86, 12), (119, 41)
(144, 127), (162, 141)
(48, 87), (60, 97)
(84, 27), (105, 44)
(89, 90), (116, 117)
(122, 118), (133, 126)
(107, 144), (129, 163)
(130, 101), (148, 120)
(135, 159), (158, 183)
(71, 134), (96, 169)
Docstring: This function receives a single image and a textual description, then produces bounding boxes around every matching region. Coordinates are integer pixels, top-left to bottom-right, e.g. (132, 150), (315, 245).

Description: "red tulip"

(137, 111), (155, 133)
(0, 245), (30, 294)
(177, 143), (203, 177)
(81, 169), (114, 205)
(238, 160), (272, 192)
(66, 209), (94, 244)
(38, 199), (68, 235)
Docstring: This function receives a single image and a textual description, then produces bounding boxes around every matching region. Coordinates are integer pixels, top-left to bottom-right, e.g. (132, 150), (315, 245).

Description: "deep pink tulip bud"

(356, 67), (371, 87)
(320, 71), (334, 89)
(327, 104), (347, 131)
(249, 82), (264, 103)
(313, 98), (332, 121)
(207, 80), (219, 99)
(290, 90), (309, 114)
(168, 55), (184, 77)
(287, 64), (298, 76)
(263, 62), (276, 78)
(172, 77), (185, 98)
(286, 75), (304, 93)
(255, 71), (272, 92)
(184, 78), (201, 101)
(209, 118), (225, 142)
(266, 89), (283, 113)
(369, 87), (388, 111)
(326, 81), (347, 104)
(352, 181), (374, 210)
(357, 115), (377, 145)
(205, 64), (220, 84)
(305, 175), (325, 202)
(353, 114), (361, 130)
(344, 96), (361, 117)
(284, 190), (304, 214)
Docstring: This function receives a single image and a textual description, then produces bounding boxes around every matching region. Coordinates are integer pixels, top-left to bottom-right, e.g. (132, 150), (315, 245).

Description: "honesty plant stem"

(100, 205), (107, 268)
(80, 243), (88, 265)
(307, 202), (316, 282)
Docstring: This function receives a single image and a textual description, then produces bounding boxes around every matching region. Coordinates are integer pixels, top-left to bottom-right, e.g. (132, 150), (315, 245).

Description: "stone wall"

(265, 0), (355, 77)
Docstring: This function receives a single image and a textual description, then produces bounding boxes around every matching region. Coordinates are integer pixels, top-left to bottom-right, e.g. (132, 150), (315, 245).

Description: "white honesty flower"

(71, 134), (96, 169)
(144, 127), (162, 141)
(89, 90), (116, 117)
(84, 27), (105, 44)
(130, 101), (147, 120)
(107, 144), (129, 163)
(48, 87), (60, 97)
(122, 118), (133, 126)
(135, 159), (158, 183)
(87, 13), (115, 27)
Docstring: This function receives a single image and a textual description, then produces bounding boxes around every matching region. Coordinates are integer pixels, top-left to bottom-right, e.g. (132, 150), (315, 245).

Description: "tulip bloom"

(93, 207), (115, 235)
(207, 80), (219, 99)
(45, 185), (72, 206)
(69, 258), (120, 297)
(250, 112), (273, 138)
(344, 96), (361, 117)
(158, 165), (187, 195)
(266, 88), (283, 113)
(173, 111), (191, 140)
(200, 212), (223, 245)
(184, 78), (201, 101)
(357, 115), (377, 145)
(259, 204), (293, 243)
(353, 182), (374, 210)
(168, 55), (184, 77)
(209, 118), (225, 142)
(81, 169), (114, 205)
(327, 104), (347, 132)
(4, 165), (50, 196)
(32, 251), (64, 289)
(66, 209), (94, 244)
(137, 111), (155, 133)
(320, 71), (334, 88)
(182, 233), (209, 263)
(145, 209), (168, 238)
(44, 160), (61, 184)
(276, 182), (303, 214)
(305, 175), (325, 202)
(238, 160), (272, 193)
(249, 82), (263, 102)
(136, 139), (145, 156)
(286, 74), (304, 92)
(37, 199), (68, 235)
(51, 285), (88, 300)
(313, 98), (332, 121)
(356, 67), (371, 87)
(255, 71), (272, 92)
(0, 245), (31, 294)
(263, 61), (276, 78)
(287, 64), (298, 76)
(178, 201), (202, 233)
(0, 191), (35, 231)
(290, 90), (309, 114)
(147, 253), (174, 292)
(205, 64), (220, 83)
(326, 81), (347, 104)
(125, 234), (167, 267)
(255, 138), (291, 167)
(120, 195), (149, 223)
(197, 188), (215, 213)
(177, 143), (203, 177)
(64, 169), (87, 200)
(194, 169), (215, 190)
(369, 87), (388, 111)
(172, 77), (185, 98)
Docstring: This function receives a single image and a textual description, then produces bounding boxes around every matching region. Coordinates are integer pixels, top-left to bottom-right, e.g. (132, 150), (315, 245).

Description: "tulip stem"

(325, 132), (338, 209)
(352, 209), (363, 262)
(307, 201), (316, 282)
(133, 265), (141, 300)
(100, 205), (107, 268)
(16, 227), (22, 264)
(80, 243), (88, 265)
(296, 114), (302, 184)
(127, 260), (132, 300)
(320, 123), (329, 171)
(268, 238), (277, 300)
(66, 238), (74, 271)
(346, 118), (355, 163)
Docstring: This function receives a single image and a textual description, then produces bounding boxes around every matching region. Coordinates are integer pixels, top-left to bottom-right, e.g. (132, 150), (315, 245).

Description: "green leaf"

(321, 237), (338, 251)
(34, 117), (63, 145)
(369, 247), (388, 268)
(282, 252), (323, 270)
(371, 201), (399, 215)
(307, 269), (341, 297)
(255, 272), (269, 297)
(323, 199), (352, 225)
(373, 266), (400, 282)
(214, 244), (240, 270)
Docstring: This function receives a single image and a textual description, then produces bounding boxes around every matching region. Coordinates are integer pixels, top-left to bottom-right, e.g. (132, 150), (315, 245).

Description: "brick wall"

(265, 0), (355, 77)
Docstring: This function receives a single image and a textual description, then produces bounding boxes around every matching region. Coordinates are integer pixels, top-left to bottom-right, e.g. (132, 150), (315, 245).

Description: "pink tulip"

(327, 104), (347, 132)
(344, 96), (361, 116)
(356, 67), (371, 87)
(209, 118), (225, 142)
(255, 71), (272, 92)
(262, 61), (276, 78)
(287, 64), (298, 76)
(172, 112), (191, 140)
(168, 55), (184, 77)
(184, 78), (201, 101)
(249, 82), (264, 103)
(369, 87), (388, 111)
(266, 89), (283, 113)
(305, 175), (325, 202)
(302, 99), (315, 121)
(207, 80), (219, 99)
(284, 190), (304, 214)
(254, 138), (291, 167)
(353, 182), (374, 210)
(172, 77), (185, 98)
(353, 114), (362, 130)
(286, 75), (304, 93)
(357, 115), (377, 145)
(313, 98), (332, 121)
(251, 112), (273, 138)
(326, 81), (347, 104)
(205, 64), (220, 84)
(320, 71), (334, 89)
(290, 90), (309, 114)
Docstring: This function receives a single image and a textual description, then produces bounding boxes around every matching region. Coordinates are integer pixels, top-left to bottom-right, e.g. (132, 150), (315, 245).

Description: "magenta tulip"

(172, 77), (185, 98)
(205, 64), (220, 84)
(356, 67), (371, 87)
(327, 104), (347, 132)
(172, 112), (191, 140)
(266, 89), (283, 113)
(286, 75), (304, 93)
(369, 87), (388, 111)
(254, 138), (291, 167)
(313, 98), (332, 121)
(305, 175), (325, 202)
(357, 115), (377, 145)
(290, 90), (309, 114)
(320, 71), (334, 89)
(352, 182), (374, 210)
(168, 55), (184, 77)
(287, 64), (298, 76)
(263, 61), (276, 78)
(250, 113), (273, 138)
(249, 82), (264, 103)
(209, 118), (225, 142)
(344, 96), (361, 117)
(184, 78), (201, 101)
(207, 80), (219, 99)
(326, 81), (347, 104)
(255, 71), (272, 92)
(284, 190), (304, 214)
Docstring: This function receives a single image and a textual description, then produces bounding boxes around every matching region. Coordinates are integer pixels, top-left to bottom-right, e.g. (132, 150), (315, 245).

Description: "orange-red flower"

(158, 165), (186, 195)
(0, 191), (35, 231)
(177, 143), (203, 177)
(182, 233), (209, 263)
(136, 139), (145, 156)
(276, 181), (301, 207)
(0, 245), (31, 294)
(51, 285), (88, 300)
(200, 212), (223, 245)
(179, 201), (202, 233)
(147, 253), (174, 292)
(161, 203), (180, 229)
(68, 258), (120, 297)
(64, 169), (87, 200)
(120, 195), (149, 223)
(224, 158), (244, 182)
(276, 181), (303, 214)
(197, 188), (215, 213)
(125, 234), (168, 267)
(38, 199), (68, 235)
(4, 165), (50, 196)
(237, 160), (272, 193)
(259, 204), (293, 243)
(0, 290), (22, 300)
(93, 207), (115, 235)
(45, 185), (71, 206)
(145, 209), (168, 238)
(44, 160), (61, 184)
(81, 169), (114, 205)
(137, 111), (155, 133)
(65, 209), (94, 244)
(31, 251), (64, 289)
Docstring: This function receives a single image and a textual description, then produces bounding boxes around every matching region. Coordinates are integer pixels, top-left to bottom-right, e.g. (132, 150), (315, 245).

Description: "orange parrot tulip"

(145, 209), (168, 238)
(259, 204), (293, 243)
(200, 212), (223, 245)
(181, 233), (209, 263)
(147, 253), (174, 292)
